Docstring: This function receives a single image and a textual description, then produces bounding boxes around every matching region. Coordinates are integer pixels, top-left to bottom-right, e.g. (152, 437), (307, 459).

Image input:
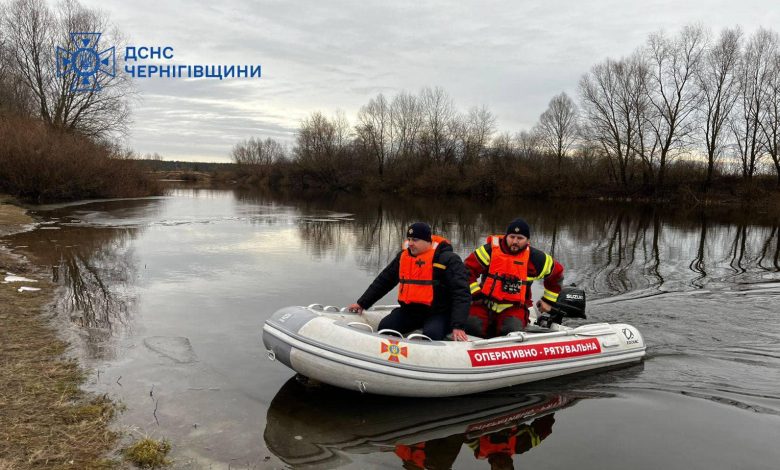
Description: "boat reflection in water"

(265, 376), (602, 469)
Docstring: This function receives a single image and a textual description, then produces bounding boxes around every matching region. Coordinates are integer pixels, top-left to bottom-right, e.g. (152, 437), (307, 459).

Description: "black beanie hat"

(506, 218), (530, 238)
(407, 222), (432, 242)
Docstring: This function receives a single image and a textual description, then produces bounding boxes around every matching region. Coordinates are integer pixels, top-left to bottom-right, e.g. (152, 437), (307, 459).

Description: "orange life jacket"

(476, 433), (517, 459)
(395, 443), (426, 468)
(480, 235), (530, 303)
(398, 235), (448, 306)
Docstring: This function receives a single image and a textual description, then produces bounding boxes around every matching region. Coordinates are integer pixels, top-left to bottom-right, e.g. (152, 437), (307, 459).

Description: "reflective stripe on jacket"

(479, 235), (530, 305)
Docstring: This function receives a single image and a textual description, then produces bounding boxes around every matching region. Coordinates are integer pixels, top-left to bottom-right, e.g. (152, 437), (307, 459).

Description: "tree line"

(0, 0), (155, 201)
(233, 25), (780, 201)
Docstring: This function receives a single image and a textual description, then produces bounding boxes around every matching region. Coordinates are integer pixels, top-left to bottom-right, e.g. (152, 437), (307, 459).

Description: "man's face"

(407, 237), (432, 256)
(505, 233), (528, 253)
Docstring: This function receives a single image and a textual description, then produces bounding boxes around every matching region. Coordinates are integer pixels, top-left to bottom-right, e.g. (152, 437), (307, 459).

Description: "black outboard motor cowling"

(552, 286), (587, 319)
(536, 286), (587, 328)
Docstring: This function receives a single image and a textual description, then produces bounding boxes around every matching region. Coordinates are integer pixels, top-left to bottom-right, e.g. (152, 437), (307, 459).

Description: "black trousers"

(377, 304), (451, 340)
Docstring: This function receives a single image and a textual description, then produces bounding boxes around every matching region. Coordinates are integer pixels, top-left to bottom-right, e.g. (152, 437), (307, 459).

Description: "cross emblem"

(380, 340), (408, 362)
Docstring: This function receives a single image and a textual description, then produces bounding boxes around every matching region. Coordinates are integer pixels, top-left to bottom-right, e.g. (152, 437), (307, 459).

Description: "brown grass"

(122, 438), (171, 469)
(0, 116), (161, 202)
(0, 195), (34, 238)
(0, 200), (121, 468)
(0, 253), (120, 469)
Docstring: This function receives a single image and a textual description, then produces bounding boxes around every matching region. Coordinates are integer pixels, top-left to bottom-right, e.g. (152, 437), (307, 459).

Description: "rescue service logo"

(380, 339), (408, 362)
(56, 32), (262, 93)
(56, 32), (115, 92)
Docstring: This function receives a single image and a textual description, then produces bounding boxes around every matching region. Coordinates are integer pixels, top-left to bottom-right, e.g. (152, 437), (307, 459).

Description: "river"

(3, 188), (779, 469)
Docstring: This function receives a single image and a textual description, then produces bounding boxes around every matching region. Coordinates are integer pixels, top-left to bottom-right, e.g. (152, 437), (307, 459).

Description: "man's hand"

(537, 299), (553, 313)
(347, 303), (364, 314)
(451, 328), (469, 342)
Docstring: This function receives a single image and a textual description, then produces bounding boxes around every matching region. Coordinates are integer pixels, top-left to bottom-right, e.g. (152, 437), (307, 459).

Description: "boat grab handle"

(406, 333), (433, 342)
(323, 305), (340, 312)
(307, 303), (324, 310)
(347, 322), (374, 332)
(377, 328), (404, 338)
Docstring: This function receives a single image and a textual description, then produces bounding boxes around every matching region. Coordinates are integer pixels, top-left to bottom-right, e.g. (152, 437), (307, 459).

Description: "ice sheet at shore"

(144, 336), (198, 364)
(17, 286), (41, 292)
(4, 274), (37, 283)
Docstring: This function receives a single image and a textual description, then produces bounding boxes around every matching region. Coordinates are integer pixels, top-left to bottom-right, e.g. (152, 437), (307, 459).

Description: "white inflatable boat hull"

(262, 305), (646, 397)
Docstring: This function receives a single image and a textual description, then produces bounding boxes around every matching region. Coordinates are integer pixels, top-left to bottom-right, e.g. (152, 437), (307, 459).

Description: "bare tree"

(419, 86), (456, 164)
(0, 23), (33, 115)
(390, 91), (423, 160)
(695, 27), (742, 190)
(534, 91), (578, 177)
(1, 0), (132, 138)
(294, 111), (360, 189)
(490, 131), (515, 161)
(731, 28), (778, 180)
(628, 54), (659, 185)
(760, 51), (780, 185)
(460, 105), (496, 169)
(514, 129), (540, 161)
(643, 25), (707, 189)
(356, 93), (391, 178)
(232, 137), (285, 167)
(579, 58), (643, 187)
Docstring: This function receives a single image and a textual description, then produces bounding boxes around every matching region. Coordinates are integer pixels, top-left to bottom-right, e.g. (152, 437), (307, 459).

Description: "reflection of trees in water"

(9, 225), (140, 359)
(279, 193), (780, 295)
(728, 225), (749, 275)
(714, 222), (780, 283)
(689, 214), (708, 288)
(758, 226), (780, 271)
(54, 228), (136, 328)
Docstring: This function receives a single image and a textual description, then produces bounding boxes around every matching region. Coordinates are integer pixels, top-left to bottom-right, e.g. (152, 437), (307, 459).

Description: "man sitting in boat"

(348, 222), (471, 341)
(464, 218), (564, 338)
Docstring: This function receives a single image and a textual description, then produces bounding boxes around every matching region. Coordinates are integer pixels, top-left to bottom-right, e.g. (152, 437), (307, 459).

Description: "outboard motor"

(536, 286), (587, 328)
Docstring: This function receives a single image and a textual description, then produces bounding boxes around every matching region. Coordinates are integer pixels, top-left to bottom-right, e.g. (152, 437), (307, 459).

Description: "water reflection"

(4, 200), (154, 359)
(259, 194), (780, 297)
(264, 377), (593, 469)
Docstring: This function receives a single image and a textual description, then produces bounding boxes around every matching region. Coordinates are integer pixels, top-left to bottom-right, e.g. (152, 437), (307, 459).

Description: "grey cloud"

(82, 0), (780, 162)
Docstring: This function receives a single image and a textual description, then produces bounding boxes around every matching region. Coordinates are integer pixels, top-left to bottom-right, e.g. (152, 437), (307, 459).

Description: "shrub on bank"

(0, 116), (161, 202)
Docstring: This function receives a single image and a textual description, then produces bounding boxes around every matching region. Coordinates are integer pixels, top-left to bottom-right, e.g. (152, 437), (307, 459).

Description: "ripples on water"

(3, 188), (779, 468)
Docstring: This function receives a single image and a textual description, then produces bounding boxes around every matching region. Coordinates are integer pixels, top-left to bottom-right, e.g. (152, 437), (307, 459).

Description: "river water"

(3, 188), (779, 469)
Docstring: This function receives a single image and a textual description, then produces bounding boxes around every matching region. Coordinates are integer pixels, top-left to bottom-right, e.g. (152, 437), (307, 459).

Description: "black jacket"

(356, 241), (471, 329)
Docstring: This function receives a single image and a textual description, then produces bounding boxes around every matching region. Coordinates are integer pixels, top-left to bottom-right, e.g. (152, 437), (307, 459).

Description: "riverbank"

(140, 159), (780, 211)
(0, 197), (118, 469)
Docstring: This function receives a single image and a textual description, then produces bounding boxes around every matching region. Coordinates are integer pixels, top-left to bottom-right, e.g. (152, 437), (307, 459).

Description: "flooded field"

(3, 188), (779, 469)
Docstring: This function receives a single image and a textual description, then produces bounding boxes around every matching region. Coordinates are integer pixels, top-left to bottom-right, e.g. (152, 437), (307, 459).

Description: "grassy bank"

(0, 198), (118, 469)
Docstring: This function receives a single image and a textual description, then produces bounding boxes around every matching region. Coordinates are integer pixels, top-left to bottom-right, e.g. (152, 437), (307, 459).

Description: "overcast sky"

(80, 0), (780, 162)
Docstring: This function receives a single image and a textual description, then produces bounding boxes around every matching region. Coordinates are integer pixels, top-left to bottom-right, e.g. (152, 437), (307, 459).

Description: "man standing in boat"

(348, 222), (471, 341)
(464, 218), (564, 338)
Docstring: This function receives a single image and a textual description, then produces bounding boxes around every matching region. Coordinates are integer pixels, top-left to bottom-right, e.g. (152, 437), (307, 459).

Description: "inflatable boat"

(262, 288), (646, 397)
